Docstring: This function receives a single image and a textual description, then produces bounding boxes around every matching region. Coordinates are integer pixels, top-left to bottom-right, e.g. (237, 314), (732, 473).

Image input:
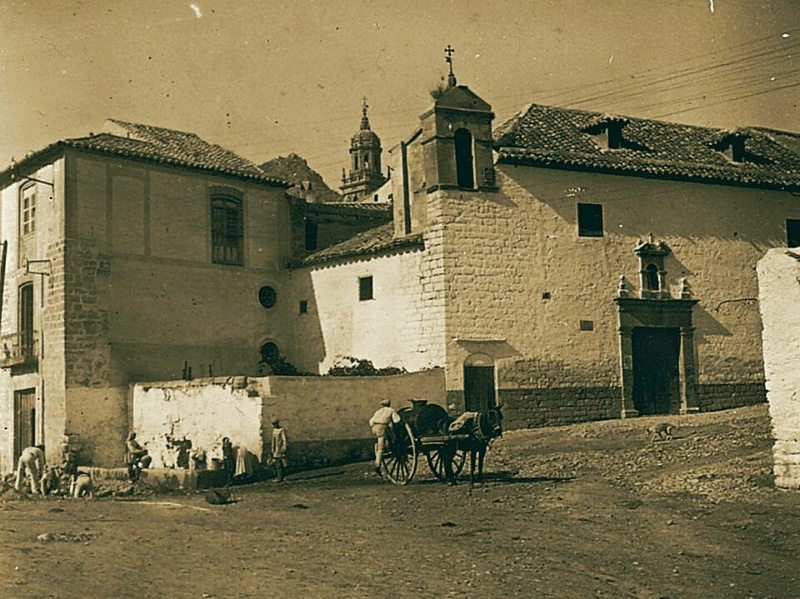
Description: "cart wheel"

(426, 445), (466, 481)
(382, 422), (417, 486)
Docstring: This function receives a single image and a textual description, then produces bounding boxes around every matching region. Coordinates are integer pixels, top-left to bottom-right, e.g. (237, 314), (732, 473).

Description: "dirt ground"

(1, 403), (799, 599)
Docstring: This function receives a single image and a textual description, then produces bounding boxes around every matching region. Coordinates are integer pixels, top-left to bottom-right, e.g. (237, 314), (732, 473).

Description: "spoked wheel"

(382, 422), (418, 485)
(425, 444), (466, 482)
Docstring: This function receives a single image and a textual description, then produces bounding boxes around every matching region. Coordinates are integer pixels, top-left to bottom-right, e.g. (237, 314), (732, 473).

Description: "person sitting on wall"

(369, 399), (401, 477)
(15, 444), (46, 495)
(125, 432), (152, 481)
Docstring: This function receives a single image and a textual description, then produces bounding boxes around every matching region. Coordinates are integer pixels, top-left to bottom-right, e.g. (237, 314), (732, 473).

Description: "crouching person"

(15, 444), (45, 495)
(40, 465), (63, 496)
(71, 472), (94, 498)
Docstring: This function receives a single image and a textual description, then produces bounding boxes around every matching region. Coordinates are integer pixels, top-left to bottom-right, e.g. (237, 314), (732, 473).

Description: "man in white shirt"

(15, 444), (45, 494)
(369, 399), (401, 476)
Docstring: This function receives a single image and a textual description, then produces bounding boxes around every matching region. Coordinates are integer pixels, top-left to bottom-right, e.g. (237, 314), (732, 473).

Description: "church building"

(289, 54), (800, 429)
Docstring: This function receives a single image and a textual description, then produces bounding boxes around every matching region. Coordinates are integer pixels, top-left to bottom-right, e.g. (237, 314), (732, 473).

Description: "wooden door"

(632, 327), (680, 415)
(464, 365), (496, 413)
(14, 388), (36, 461)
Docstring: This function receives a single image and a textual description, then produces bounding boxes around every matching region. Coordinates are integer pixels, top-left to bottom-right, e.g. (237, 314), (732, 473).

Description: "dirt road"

(1, 404), (798, 599)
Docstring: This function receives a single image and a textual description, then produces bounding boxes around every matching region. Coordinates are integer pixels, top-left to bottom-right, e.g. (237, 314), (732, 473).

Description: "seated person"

(125, 432), (152, 481)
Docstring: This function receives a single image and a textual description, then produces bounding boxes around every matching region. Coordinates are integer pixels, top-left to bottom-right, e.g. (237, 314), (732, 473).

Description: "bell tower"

(419, 45), (496, 192)
(341, 98), (388, 202)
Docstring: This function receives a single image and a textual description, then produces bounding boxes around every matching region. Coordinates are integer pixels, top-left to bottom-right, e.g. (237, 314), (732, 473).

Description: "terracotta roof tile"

(291, 223), (423, 268)
(2, 119), (288, 186)
(495, 104), (800, 188)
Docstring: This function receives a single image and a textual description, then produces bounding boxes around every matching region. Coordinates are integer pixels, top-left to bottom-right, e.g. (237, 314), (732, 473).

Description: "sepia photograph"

(1, 1), (799, 597)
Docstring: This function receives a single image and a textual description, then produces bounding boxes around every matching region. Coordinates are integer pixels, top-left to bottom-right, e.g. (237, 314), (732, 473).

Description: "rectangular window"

(21, 184), (36, 236)
(359, 276), (374, 301)
(787, 219), (800, 248)
(578, 203), (603, 237)
(299, 300), (308, 314)
(19, 283), (34, 354)
(211, 196), (243, 265)
(305, 220), (318, 252)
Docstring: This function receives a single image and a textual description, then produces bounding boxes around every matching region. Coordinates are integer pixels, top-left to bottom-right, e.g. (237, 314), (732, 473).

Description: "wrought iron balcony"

(0, 332), (39, 368)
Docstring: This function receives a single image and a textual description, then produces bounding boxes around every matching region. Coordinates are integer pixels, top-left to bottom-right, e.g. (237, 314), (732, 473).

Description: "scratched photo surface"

(1, 1), (799, 598)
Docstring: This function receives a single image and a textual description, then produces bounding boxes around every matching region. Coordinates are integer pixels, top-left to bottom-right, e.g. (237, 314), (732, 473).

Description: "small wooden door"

(14, 388), (36, 461)
(464, 365), (496, 413)
(632, 327), (680, 415)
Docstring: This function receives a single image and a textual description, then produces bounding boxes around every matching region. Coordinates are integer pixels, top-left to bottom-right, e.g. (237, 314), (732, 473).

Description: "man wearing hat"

(270, 418), (288, 482)
(369, 399), (401, 476)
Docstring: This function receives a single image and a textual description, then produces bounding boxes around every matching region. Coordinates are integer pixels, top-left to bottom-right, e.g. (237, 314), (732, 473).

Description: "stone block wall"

(428, 166), (787, 427)
(757, 249), (800, 489)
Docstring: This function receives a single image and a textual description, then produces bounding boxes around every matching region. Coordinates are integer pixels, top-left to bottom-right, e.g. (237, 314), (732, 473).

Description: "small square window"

(579, 320), (594, 331)
(359, 276), (374, 301)
(577, 203), (604, 237)
(787, 219), (800, 248)
(299, 300), (308, 314)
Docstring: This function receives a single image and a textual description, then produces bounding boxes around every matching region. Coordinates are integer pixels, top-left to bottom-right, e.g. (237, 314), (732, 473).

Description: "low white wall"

(131, 369), (446, 470)
(132, 377), (263, 468)
(757, 249), (800, 489)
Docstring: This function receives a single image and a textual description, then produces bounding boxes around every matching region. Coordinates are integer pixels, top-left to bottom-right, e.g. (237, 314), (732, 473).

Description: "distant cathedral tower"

(341, 98), (387, 202)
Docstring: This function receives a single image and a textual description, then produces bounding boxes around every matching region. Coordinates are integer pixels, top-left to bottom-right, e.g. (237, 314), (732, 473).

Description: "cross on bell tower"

(445, 44), (457, 87)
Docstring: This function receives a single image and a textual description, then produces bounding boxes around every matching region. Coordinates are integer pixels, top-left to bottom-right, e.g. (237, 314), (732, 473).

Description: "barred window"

(211, 195), (243, 266)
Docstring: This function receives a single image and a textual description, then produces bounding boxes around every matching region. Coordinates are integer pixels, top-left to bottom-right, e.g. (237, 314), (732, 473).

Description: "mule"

(446, 405), (504, 486)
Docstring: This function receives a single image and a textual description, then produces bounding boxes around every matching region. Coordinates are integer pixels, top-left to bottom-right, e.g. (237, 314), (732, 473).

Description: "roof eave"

(1, 140), (291, 189)
(496, 149), (800, 192)
(288, 235), (424, 269)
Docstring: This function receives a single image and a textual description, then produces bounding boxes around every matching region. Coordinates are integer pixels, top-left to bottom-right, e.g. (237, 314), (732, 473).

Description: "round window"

(258, 286), (277, 309)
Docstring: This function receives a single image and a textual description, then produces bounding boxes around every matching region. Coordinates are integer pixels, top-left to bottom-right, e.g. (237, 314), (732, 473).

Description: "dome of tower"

(351, 128), (381, 146)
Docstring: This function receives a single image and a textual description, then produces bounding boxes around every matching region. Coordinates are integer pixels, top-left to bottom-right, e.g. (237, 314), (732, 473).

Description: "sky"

(1, 0), (798, 189)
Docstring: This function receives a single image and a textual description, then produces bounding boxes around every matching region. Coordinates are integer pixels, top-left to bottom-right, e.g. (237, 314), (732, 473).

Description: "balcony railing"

(0, 332), (39, 368)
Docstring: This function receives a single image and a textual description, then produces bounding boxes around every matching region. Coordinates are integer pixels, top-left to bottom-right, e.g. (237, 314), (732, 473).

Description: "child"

(270, 418), (288, 482)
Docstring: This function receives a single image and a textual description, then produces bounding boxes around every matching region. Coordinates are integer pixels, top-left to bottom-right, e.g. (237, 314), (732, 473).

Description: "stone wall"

(429, 166), (784, 427)
(757, 248), (800, 489)
(0, 160), (68, 473)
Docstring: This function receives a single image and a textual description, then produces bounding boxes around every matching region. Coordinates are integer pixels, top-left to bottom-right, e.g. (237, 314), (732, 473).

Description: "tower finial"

(360, 96), (370, 130)
(444, 44), (457, 87)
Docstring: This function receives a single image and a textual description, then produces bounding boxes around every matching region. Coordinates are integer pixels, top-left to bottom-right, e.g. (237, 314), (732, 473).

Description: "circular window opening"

(258, 286), (277, 309)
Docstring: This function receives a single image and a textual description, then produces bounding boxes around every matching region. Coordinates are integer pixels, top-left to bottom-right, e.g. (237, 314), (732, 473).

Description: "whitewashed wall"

(757, 248), (800, 489)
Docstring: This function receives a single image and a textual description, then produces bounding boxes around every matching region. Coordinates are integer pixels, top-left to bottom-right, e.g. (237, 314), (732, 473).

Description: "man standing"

(270, 418), (288, 482)
(369, 399), (401, 477)
(15, 444), (45, 494)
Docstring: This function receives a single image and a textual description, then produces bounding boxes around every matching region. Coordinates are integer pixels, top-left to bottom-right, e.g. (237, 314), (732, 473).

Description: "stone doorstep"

(81, 467), (228, 492)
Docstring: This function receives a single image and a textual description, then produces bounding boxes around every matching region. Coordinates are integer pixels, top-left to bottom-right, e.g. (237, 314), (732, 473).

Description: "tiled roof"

(494, 104), (800, 189)
(1, 119), (288, 186)
(291, 223), (423, 268)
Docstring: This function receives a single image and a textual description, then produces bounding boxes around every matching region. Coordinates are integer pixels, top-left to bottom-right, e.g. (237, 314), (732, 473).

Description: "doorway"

(632, 327), (680, 415)
(464, 353), (496, 412)
(14, 388), (36, 461)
